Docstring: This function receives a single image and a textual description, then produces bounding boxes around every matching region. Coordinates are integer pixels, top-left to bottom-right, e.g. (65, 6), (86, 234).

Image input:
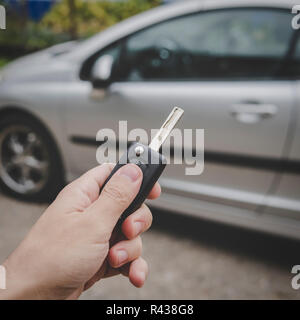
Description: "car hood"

(0, 41), (79, 83)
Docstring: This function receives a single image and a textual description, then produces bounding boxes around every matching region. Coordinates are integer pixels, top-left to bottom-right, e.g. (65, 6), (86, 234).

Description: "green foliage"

(42, 0), (161, 38)
(0, 0), (161, 58)
(0, 58), (9, 67)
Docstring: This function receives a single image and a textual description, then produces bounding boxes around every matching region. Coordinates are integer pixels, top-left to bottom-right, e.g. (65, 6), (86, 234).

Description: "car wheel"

(0, 112), (64, 202)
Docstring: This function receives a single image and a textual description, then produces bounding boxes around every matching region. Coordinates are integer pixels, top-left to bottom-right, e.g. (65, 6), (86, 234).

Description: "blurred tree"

(0, 0), (161, 60)
(67, 0), (78, 39)
(42, 0), (161, 38)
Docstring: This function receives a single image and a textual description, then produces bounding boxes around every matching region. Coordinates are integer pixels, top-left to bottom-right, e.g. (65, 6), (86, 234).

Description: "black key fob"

(100, 142), (166, 223)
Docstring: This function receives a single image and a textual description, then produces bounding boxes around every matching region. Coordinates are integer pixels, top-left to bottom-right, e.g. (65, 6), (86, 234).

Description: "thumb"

(86, 164), (143, 232)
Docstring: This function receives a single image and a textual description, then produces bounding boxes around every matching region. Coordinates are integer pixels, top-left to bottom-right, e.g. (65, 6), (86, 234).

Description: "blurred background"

(0, 0), (161, 65)
(0, 0), (300, 299)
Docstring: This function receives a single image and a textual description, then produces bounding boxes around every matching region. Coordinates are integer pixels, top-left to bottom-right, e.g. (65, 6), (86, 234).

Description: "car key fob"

(101, 142), (167, 223)
(100, 107), (184, 224)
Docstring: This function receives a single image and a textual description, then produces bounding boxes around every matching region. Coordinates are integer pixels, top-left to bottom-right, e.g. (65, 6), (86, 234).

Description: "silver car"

(0, 0), (299, 239)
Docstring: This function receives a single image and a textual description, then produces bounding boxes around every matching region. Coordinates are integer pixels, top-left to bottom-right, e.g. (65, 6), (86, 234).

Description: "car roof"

(203, 0), (295, 9)
(68, 0), (295, 63)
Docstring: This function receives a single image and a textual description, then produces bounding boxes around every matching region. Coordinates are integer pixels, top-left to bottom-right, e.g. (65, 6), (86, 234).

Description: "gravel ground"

(0, 192), (299, 300)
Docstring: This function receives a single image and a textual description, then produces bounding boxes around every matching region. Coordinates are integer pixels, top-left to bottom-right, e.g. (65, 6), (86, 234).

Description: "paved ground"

(0, 192), (299, 300)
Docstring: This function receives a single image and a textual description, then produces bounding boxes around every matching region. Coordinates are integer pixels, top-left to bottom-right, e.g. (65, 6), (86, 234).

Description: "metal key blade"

(149, 107), (184, 152)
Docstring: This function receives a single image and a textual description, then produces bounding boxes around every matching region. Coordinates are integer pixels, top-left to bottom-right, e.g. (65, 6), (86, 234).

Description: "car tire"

(0, 112), (65, 202)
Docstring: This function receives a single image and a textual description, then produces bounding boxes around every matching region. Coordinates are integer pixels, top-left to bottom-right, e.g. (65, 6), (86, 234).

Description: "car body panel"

(64, 80), (293, 212)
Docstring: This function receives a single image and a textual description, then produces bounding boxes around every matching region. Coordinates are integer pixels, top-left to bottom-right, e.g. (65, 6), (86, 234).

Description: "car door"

(65, 6), (294, 213)
(262, 30), (300, 220)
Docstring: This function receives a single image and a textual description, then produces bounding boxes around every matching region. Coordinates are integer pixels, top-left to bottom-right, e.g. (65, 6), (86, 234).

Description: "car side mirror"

(91, 54), (114, 88)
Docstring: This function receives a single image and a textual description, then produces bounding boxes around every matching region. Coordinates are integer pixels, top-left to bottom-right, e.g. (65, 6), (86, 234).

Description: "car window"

(279, 31), (300, 79)
(116, 8), (293, 81)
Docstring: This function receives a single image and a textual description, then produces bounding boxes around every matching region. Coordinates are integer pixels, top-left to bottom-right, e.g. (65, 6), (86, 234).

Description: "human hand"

(1, 163), (160, 300)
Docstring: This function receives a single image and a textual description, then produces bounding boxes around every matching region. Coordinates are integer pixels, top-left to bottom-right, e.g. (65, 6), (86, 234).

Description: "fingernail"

(119, 164), (141, 182)
(117, 250), (128, 265)
(134, 221), (144, 236)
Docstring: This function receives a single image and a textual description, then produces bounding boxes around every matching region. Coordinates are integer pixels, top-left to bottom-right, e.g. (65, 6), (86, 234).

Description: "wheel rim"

(0, 125), (50, 195)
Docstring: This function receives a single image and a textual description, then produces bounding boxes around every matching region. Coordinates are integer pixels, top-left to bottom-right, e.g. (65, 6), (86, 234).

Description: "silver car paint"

(0, 0), (299, 239)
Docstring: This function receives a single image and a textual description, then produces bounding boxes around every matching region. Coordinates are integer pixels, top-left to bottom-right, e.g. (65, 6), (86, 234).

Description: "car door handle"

(230, 103), (278, 123)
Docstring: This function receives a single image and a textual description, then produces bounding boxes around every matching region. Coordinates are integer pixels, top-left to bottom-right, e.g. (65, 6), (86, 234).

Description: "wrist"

(0, 259), (41, 300)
